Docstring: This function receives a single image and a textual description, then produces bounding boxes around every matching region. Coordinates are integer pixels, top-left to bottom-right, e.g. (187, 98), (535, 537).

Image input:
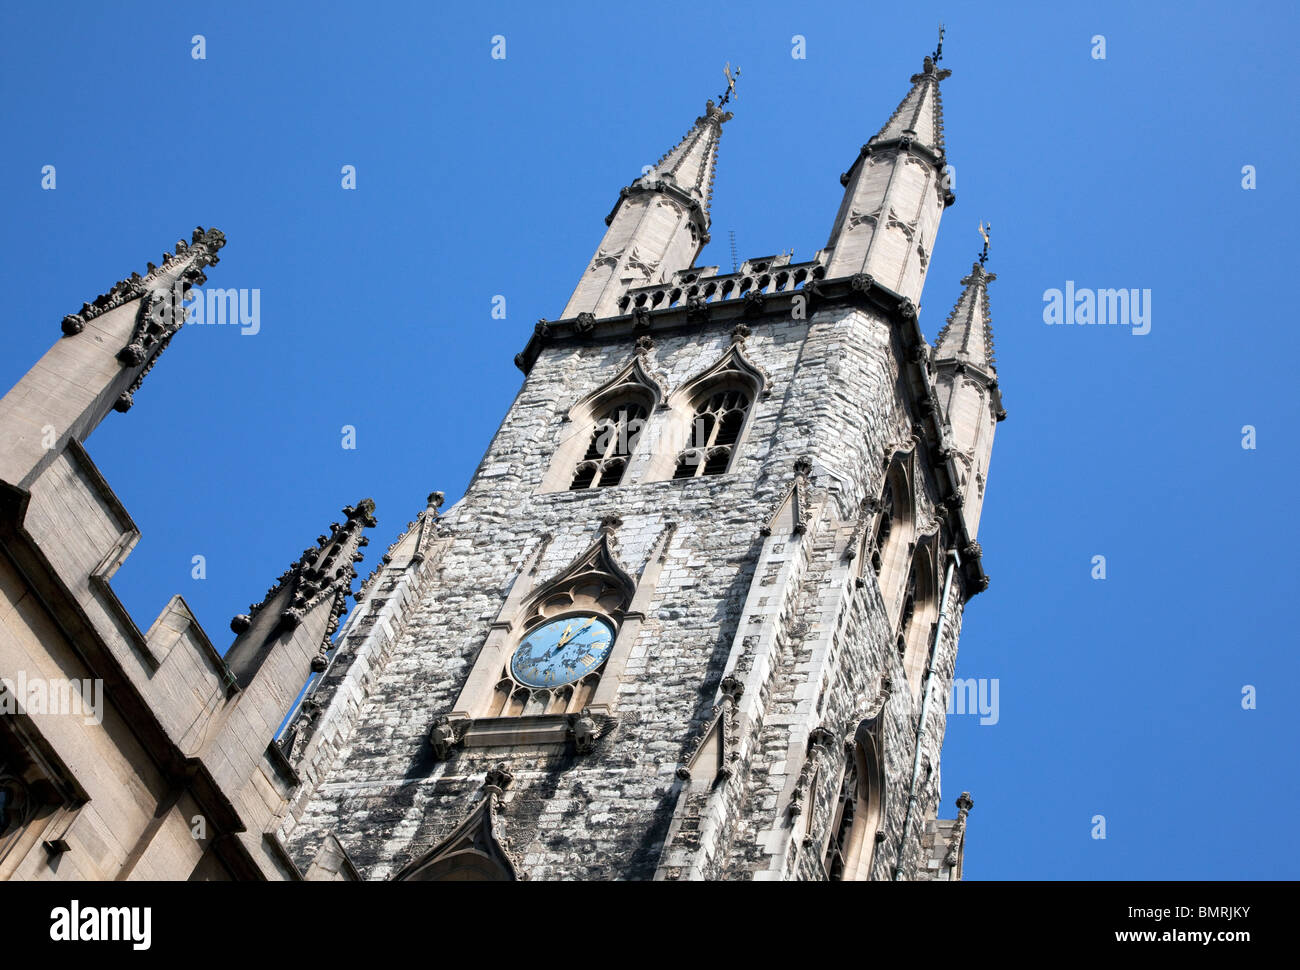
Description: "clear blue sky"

(2, 1), (1296, 880)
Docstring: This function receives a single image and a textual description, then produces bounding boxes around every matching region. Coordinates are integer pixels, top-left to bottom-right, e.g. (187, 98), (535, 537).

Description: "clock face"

(510, 614), (615, 688)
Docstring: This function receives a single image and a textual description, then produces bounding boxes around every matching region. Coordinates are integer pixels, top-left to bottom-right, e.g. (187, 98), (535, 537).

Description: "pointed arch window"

(672, 386), (752, 479)
(570, 399), (648, 490)
(824, 755), (859, 880)
(871, 479), (895, 575)
(871, 459), (915, 621)
(823, 718), (886, 882)
(898, 546), (939, 695)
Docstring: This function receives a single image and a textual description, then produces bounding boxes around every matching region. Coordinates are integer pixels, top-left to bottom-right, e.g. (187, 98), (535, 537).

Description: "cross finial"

(719, 61), (741, 107)
(977, 221), (991, 265)
(932, 24), (945, 64)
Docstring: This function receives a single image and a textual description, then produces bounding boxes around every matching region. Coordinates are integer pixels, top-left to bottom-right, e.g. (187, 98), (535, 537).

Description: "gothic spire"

(934, 261), (997, 371)
(642, 99), (731, 227)
(561, 98), (731, 320)
(823, 44), (954, 300)
(870, 53), (951, 163)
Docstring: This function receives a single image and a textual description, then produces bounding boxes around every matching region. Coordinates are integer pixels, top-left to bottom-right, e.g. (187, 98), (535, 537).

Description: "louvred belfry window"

(672, 387), (751, 479)
(570, 401), (647, 490)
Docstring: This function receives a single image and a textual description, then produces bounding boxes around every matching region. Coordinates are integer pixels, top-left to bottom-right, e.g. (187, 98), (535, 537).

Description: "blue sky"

(2, 0), (1296, 879)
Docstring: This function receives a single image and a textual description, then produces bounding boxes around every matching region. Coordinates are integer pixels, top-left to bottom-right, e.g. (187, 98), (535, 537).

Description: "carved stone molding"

(677, 674), (744, 783)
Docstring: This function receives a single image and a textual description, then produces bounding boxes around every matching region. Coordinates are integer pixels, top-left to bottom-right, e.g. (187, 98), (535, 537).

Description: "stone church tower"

(0, 49), (1002, 881)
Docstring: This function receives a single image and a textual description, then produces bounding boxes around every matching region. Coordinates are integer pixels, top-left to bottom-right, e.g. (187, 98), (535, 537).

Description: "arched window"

(823, 719), (885, 881)
(672, 386), (751, 479)
(641, 342), (764, 485)
(824, 755), (859, 880)
(570, 399), (648, 490)
(873, 459), (915, 620)
(898, 545), (939, 695)
(871, 479), (895, 575)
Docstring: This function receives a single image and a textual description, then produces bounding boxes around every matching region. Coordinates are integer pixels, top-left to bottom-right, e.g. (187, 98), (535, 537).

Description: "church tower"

(277, 46), (1004, 881)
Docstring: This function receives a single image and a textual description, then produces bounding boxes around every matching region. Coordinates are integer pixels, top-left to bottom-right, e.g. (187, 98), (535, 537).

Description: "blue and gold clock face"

(510, 614), (615, 688)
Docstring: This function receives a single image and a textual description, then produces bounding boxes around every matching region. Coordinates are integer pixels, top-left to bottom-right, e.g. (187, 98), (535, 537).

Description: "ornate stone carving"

(230, 499), (376, 651)
(573, 312), (596, 334)
(678, 674), (744, 783)
(808, 725), (837, 750)
(685, 295), (710, 325)
(115, 228), (226, 368)
(429, 715), (473, 760)
(943, 792), (974, 868)
(484, 762), (514, 793)
(847, 208), (880, 230)
(719, 674), (744, 704)
(568, 707), (599, 754)
(534, 319), (551, 338)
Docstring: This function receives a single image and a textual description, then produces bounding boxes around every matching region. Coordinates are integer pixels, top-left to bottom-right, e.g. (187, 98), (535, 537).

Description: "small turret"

(823, 49), (953, 303)
(561, 99), (731, 321)
(932, 258), (1003, 537)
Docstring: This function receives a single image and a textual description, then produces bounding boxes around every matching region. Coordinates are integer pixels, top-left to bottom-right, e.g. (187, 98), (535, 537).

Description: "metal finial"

(719, 62), (741, 107)
(977, 221), (992, 265)
(932, 24), (945, 64)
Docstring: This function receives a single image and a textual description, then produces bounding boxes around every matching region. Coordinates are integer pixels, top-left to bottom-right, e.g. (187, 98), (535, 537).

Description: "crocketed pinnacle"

(871, 54), (951, 160)
(933, 262), (997, 371)
(641, 99), (732, 224)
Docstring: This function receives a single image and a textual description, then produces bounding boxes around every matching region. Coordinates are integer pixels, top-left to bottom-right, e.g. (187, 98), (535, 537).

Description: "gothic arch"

(485, 529), (635, 718)
(823, 715), (886, 881)
(540, 355), (666, 493)
(643, 342), (766, 482)
(393, 776), (518, 882)
(871, 453), (916, 620)
(897, 536), (941, 697)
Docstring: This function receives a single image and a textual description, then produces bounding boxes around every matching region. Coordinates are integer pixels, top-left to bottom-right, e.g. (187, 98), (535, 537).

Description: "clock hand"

(540, 624), (572, 660)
